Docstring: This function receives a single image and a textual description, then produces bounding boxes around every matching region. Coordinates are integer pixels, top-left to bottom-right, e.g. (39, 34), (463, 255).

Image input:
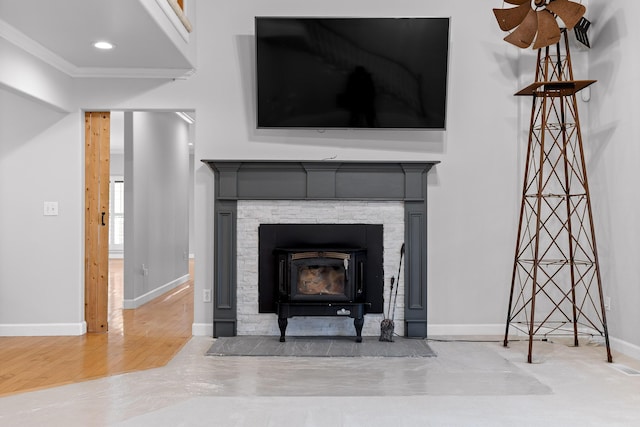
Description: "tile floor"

(0, 336), (638, 426)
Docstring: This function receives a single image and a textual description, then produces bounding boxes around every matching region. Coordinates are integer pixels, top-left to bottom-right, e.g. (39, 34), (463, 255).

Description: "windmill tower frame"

(503, 29), (612, 363)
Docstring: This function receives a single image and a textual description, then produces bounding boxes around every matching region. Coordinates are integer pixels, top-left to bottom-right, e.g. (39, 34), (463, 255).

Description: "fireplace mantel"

(203, 160), (439, 338)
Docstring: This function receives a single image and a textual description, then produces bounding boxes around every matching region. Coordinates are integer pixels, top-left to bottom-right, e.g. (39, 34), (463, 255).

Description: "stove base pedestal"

(276, 302), (366, 343)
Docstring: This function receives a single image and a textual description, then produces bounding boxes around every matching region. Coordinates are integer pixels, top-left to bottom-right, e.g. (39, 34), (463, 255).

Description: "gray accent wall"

(123, 112), (190, 308)
(204, 160), (438, 338)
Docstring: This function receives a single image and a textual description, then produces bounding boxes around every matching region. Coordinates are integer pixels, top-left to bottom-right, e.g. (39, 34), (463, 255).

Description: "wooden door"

(85, 112), (110, 333)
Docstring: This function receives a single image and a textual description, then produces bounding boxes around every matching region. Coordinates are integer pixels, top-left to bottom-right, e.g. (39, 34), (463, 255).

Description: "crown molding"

(70, 67), (196, 79)
(0, 17), (76, 76)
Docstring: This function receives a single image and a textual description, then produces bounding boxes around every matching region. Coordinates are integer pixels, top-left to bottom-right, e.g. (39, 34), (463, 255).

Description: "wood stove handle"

(357, 261), (364, 295)
(278, 259), (285, 295)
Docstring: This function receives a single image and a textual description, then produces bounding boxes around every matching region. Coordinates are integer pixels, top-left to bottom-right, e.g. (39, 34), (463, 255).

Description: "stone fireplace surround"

(203, 160), (438, 338)
(239, 202), (401, 337)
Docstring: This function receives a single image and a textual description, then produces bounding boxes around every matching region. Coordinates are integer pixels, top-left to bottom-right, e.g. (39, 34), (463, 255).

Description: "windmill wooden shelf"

(514, 79), (595, 96)
(493, 0), (612, 363)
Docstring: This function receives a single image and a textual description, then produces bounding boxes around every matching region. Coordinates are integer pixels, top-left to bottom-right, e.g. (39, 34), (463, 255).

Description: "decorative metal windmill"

(493, 0), (612, 363)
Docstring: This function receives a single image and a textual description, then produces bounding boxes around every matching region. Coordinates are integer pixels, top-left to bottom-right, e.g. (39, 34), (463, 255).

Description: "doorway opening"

(86, 110), (196, 335)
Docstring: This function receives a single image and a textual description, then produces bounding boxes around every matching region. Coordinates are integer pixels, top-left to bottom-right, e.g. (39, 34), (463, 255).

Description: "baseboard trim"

(609, 336), (640, 361)
(192, 323), (213, 336)
(123, 274), (190, 309)
(0, 321), (87, 336)
(427, 323), (507, 337)
(428, 324), (640, 361)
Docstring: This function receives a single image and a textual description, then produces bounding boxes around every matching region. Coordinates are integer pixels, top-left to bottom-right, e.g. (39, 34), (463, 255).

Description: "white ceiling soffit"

(0, 0), (195, 79)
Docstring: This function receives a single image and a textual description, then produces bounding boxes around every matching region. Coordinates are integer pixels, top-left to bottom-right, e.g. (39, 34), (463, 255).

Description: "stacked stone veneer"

(236, 200), (405, 337)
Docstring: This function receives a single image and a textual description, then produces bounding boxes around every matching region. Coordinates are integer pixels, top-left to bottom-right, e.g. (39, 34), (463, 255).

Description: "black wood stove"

(258, 223), (384, 343)
(275, 248), (367, 342)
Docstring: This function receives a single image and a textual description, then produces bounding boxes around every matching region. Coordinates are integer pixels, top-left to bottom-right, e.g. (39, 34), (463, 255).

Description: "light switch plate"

(44, 201), (59, 216)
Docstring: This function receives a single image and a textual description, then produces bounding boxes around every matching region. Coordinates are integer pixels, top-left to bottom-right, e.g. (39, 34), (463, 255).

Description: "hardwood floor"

(0, 259), (194, 397)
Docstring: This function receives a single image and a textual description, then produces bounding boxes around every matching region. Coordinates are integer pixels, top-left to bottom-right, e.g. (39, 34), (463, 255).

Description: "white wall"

(110, 111), (125, 176)
(188, 152), (195, 257)
(0, 87), (84, 335)
(110, 153), (125, 177)
(588, 0), (640, 357)
(123, 111), (190, 308)
(0, 36), (74, 112)
(5, 0), (637, 353)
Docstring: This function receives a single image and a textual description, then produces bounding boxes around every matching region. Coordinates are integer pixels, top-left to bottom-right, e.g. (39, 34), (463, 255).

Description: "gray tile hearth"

(206, 336), (436, 357)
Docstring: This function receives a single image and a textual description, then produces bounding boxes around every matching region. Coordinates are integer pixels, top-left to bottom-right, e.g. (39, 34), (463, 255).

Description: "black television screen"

(255, 17), (450, 130)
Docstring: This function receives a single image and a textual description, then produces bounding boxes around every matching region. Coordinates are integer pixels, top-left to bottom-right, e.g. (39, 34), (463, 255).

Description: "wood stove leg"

(354, 317), (364, 343)
(278, 317), (288, 342)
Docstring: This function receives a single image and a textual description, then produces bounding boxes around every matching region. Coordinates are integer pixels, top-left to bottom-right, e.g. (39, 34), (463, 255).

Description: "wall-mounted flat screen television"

(255, 17), (450, 130)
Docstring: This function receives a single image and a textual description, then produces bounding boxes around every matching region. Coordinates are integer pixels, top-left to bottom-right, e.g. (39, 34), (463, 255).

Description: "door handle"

(101, 212), (106, 226)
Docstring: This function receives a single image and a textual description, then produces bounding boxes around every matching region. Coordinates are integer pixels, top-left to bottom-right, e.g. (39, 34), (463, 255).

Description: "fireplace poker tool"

(380, 243), (405, 342)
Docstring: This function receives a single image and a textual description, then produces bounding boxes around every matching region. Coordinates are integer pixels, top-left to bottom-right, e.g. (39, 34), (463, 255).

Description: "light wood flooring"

(0, 259), (194, 397)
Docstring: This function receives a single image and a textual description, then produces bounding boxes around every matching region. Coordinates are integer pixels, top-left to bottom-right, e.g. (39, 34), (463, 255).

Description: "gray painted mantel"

(203, 160), (439, 338)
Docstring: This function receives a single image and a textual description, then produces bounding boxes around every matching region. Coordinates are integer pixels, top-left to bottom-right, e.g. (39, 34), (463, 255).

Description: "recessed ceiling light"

(93, 41), (114, 50)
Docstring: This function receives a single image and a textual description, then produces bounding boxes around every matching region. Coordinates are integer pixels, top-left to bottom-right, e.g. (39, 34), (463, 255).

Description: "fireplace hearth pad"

(206, 336), (436, 357)
(277, 302), (367, 343)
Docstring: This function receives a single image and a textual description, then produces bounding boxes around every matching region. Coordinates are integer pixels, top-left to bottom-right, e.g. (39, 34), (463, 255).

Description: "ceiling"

(0, 0), (194, 78)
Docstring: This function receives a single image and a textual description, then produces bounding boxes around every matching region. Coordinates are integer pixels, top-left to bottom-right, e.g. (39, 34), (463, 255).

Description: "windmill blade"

(504, 8), (538, 48)
(504, 0), (529, 4)
(546, 0), (586, 30)
(493, 2), (531, 32)
(532, 10), (562, 50)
